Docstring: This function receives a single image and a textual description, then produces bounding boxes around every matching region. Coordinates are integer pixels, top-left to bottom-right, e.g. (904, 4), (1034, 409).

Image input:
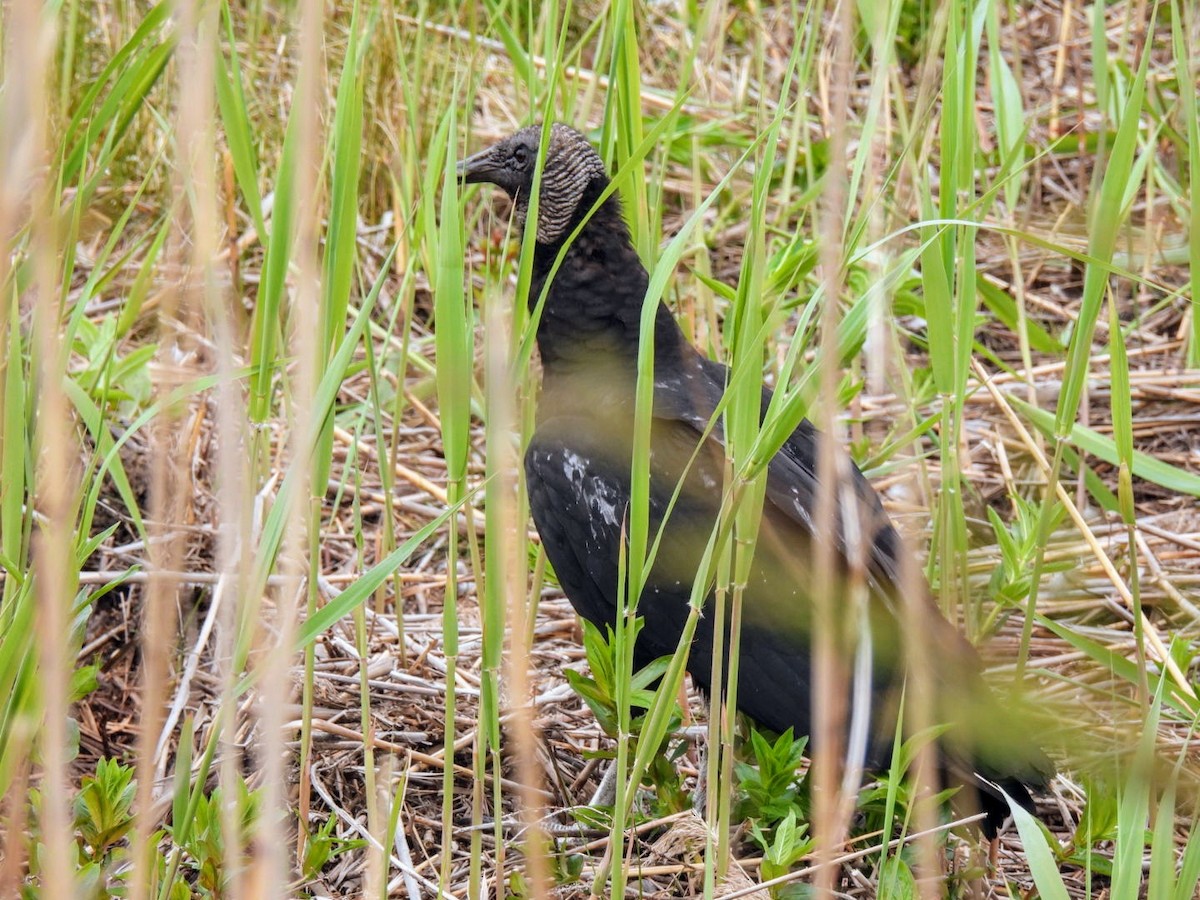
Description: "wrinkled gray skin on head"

(458, 123), (608, 245)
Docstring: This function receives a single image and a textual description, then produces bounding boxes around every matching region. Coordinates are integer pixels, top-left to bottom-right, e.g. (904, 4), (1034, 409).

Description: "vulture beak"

(456, 146), (500, 185)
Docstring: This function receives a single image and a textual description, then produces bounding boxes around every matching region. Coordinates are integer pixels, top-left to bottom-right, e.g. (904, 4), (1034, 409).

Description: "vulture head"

(458, 123), (607, 245)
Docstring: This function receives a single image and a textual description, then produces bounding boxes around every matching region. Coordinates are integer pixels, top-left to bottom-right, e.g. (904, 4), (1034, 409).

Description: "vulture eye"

(512, 145), (529, 168)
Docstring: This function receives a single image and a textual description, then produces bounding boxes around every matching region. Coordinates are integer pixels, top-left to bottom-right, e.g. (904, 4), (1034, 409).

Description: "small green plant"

(169, 779), (262, 897)
(748, 809), (813, 897)
(25, 758), (138, 898)
(507, 841), (585, 896)
(856, 724), (957, 842)
(563, 618), (687, 816)
(986, 496), (1069, 616)
(876, 852), (919, 898)
(74, 757), (137, 867)
(564, 619), (666, 737)
(892, 0), (934, 67)
(44, 761), (355, 899)
(70, 314), (155, 414)
(733, 728), (814, 896)
(733, 726), (808, 829)
(300, 813), (365, 883)
(1062, 776), (1119, 870)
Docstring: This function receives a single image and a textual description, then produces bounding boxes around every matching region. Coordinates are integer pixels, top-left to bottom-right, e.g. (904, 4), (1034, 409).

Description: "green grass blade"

(1, 294), (28, 569)
(1112, 686), (1162, 898)
(247, 101), (301, 424)
(293, 498), (470, 649)
(314, 1), (369, 495)
(1003, 785), (1070, 900)
(58, 1), (175, 189)
(976, 274), (1061, 353)
(61, 378), (147, 541)
(244, 247), (394, 643)
(215, 0), (267, 241)
(1037, 615), (1196, 717)
(1149, 778), (1179, 899)
(1011, 396), (1200, 498)
(1171, 0), (1200, 366)
(1175, 810), (1200, 900)
(1055, 5), (1158, 437)
(431, 103), (470, 889)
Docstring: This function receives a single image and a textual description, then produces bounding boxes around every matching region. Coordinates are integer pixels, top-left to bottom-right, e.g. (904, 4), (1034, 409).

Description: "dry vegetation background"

(0, 0), (1199, 898)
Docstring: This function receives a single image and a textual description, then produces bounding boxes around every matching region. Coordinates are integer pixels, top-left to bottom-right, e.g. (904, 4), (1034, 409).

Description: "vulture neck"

(528, 180), (687, 385)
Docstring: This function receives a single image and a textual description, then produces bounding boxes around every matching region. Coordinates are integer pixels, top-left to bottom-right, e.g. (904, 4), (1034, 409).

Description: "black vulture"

(459, 123), (1053, 837)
